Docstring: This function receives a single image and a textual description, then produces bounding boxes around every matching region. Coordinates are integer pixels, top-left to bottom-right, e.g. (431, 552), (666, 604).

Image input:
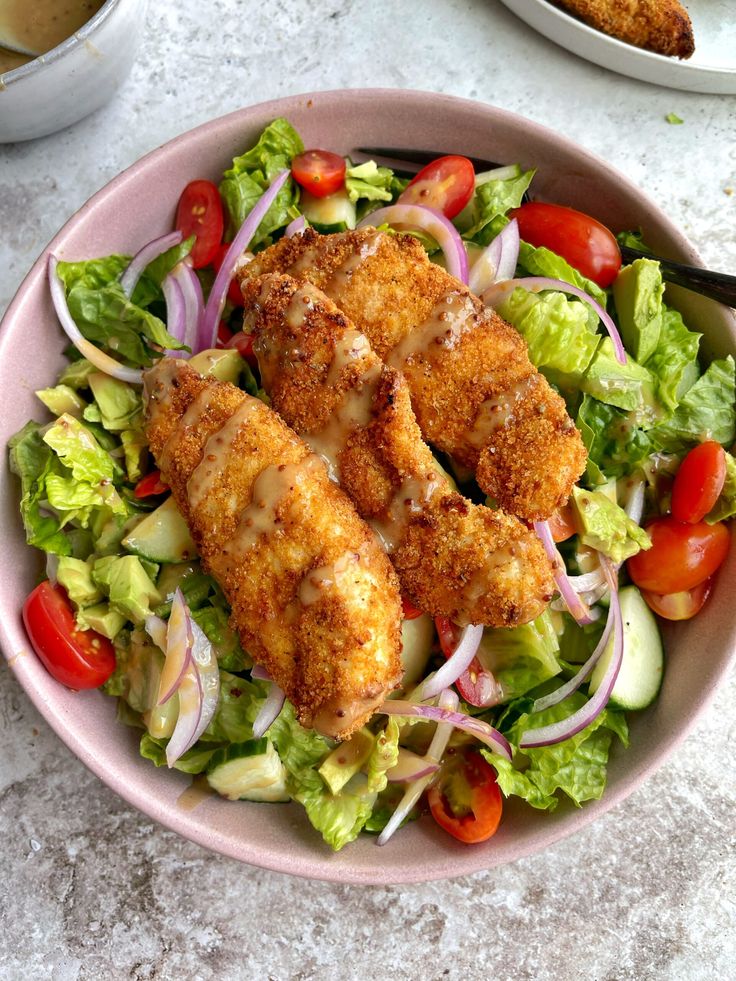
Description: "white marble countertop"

(1, 2), (734, 977)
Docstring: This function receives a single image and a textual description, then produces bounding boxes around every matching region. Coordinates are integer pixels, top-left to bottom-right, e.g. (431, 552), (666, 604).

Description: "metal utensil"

(356, 146), (736, 307)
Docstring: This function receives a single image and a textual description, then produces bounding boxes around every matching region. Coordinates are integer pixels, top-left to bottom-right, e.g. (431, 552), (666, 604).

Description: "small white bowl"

(0, 0), (149, 143)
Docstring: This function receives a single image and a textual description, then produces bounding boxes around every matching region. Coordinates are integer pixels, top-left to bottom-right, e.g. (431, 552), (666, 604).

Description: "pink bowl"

(1, 89), (734, 884)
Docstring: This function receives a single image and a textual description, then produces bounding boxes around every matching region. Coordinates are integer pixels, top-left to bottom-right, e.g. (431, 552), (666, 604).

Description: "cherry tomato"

(427, 749), (503, 844)
(134, 470), (169, 498)
(291, 150), (346, 198)
(509, 201), (622, 288)
(399, 155), (475, 220)
(671, 441), (727, 524)
(627, 517), (730, 593)
(435, 616), (500, 707)
(175, 180), (224, 269)
(23, 582), (116, 690)
(641, 578), (713, 621)
(548, 503), (576, 543)
(212, 243), (245, 307)
(216, 320), (234, 348)
(226, 331), (256, 365)
(401, 596), (423, 620)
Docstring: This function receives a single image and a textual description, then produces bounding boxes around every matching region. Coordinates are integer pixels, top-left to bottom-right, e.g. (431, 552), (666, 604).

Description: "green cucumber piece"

(122, 496), (198, 564)
(589, 586), (664, 710)
(206, 739), (289, 802)
(299, 187), (356, 229)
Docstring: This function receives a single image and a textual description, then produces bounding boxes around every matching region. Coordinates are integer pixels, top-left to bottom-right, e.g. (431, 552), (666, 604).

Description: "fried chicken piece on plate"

(554, 0), (695, 59)
(143, 358), (402, 739)
(243, 273), (554, 628)
(237, 227), (587, 523)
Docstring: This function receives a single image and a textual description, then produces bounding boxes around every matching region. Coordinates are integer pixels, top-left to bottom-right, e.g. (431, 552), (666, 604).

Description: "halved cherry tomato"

(548, 503), (576, 543)
(134, 470), (169, 498)
(23, 582), (116, 689)
(399, 155), (475, 220)
(641, 578), (713, 621)
(435, 616), (500, 707)
(216, 320), (234, 348)
(291, 150), (346, 198)
(212, 243), (245, 307)
(671, 441), (726, 524)
(401, 596), (423, 620)
(226, 331), (256, 365)
(627, 517), (730, 594)
(175, 180), (225, 269)
(428, 749), (503, 844)
(509, 201), (622, 288)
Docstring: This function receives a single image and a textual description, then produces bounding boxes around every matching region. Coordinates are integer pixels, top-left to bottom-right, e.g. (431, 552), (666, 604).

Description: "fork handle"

(620, 246), (736, 308)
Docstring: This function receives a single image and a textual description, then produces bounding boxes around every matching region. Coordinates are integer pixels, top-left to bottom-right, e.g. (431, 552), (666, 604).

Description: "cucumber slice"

(299, 188), (356, 230)
(122, 496), (198, 564)
(589, 586), (664, 710)
(206, 739), (290, 802)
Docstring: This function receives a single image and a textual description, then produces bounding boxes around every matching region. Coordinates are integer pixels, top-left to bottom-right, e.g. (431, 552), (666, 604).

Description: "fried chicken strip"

(554, 0), (694, 59)
(237, 227), (587, 522)
(143, 358), (403, 739)
(244, 273), (555, 628)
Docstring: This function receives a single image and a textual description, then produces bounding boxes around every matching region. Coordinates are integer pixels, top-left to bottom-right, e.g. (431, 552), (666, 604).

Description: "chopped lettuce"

(191, 605), (248, 672)
(200, 671), (264, 744)
(650, 357), (736, 452)
(140, 733), (219, 774)
(92, 554), (161, 624)
(365, 720), (400, 793)
(571, 486), (651, 563)
(478, 611), (561, 702)
(645, 308), (701, 415)
(345, 160), (396, 204)
(577, 395), (655, 482)
(517, 241), (607, 309)
(8, 422), (71, 554)
(462, 170), (534, 244)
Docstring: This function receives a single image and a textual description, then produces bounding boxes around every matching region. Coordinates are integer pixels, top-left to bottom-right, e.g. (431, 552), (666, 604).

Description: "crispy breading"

(244, 273), (555, 627)
(238, 227), (587, 522)
(142, 358), (403, 739)
(554, 0), (694, 58)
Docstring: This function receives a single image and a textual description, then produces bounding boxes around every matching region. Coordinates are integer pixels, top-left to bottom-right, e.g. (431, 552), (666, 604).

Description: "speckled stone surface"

(1, 2), (735, 978)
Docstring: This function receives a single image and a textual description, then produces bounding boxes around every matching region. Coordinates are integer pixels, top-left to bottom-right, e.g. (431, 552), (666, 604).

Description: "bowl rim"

(0, 0), (122, 86)
(1, 88), (735, 884)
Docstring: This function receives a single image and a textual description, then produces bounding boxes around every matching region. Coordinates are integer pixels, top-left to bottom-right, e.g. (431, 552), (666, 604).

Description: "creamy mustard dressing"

(370, 472), (443, 553)
(326, 229), (381, 293)
(187, 398), (263, 512)
(466, 374), (538, 448)
(298, 550), (360, 607)
(0, 0), (103, 72)
(157, 385), (220, 475)
(386, 290), (478, 371)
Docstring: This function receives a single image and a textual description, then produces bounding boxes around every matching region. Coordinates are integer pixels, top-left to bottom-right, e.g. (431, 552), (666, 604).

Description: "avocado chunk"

(88, 372), (142, 431)
(35, 384), (87, 418)
(92, 554), (161, 624)
(188, 348), (245, 384)
(319, 728), (375, 795)
(612, 258), (664, 364)
(56, 556), (103, 609)
(75, 602), (127, 640)
(571, 486), (651, 564)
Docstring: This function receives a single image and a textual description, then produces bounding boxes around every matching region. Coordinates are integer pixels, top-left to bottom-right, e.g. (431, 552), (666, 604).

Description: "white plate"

(498, 0), (736, 93)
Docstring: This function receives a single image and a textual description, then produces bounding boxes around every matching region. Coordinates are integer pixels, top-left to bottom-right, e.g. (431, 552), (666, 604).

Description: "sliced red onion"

(48, 254), (143, 385)
(483, 276), (626, 365)
(157, 588), (193, 705)
(456, 655), (505, 708)
(413, 623), (484, 701)
(165, 659), (203, 767)
(190, 618), (220, 739)
(120, 230), (183, 298)
(165, 261), (205, 356)
(566, 569), (606, 593)
(386, 748), (440, 783)
(162, 272), (186, 353)
(377, 699), (512, 760)
(534, 520), (595, 625)
(252, 683), (286, 738)
(520, 560), (623, 748)
(357, 204), (468, 284)
(377, 689), (459, 847)
(622, 474), (646, 526)
(144, 614), (168, 652)
(250, 664), (271, 681)
(202, 170), (290, 349)
(285, 215), (307, 237)
(468, 218), (520, 295)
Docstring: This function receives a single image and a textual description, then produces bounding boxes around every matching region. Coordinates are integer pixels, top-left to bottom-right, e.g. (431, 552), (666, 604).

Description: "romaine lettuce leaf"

(200, 671), (264, 744)
(463, 170), (534, 245)
(650, 356), (736, 452)
(290, 768), (376, 851)
(576, 395), (655, 481)
(645, 308), (701, 415)
(8, 421), (71, 554)
(478, 611), (561, 702)
(517, 242), (607, 309)
(140, 733), (219, 774)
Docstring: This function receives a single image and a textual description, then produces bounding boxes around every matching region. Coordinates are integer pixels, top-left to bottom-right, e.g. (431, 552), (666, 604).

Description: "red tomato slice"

(134, 470), (169, 498)
(216, 320), (234, 348)
(401, 596), (423, 620)
(212, 243), (245, 307)
(548, 503), (576, 543)
(509, 201), (622, 288)
(435, 616), (499, 706)
(671, 441), (727, 524)
(226, 331), (256, 365)
(175, 180), (224, 269)
(291, 150), (346, 198)
(641, 578), (713, 621)
(627, 517), (730, 594)
(399, 155), (475, 219)
(428, 749), (503, 844)
(23, 582), (116, 690)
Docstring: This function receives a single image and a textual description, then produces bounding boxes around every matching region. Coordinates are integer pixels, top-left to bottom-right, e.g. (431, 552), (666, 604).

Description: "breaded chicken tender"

(243, 273), (555, 628)
(554, 0), (694, 58)
(143, 358), (403, 739)
(237, 228), (587, 522)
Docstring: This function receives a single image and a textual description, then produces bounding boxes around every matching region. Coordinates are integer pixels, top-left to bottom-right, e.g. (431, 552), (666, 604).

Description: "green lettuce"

(706, 451), (736, 523)
(571, 485), (651, 563)
(219, 117), (303, 245)
(645, 308), (701, 415)
(478, 611), (561, 702)
(650, 356), (736, 452)
(463, 170), (534, 245)
(365, 720), (400, 793)
(191, 605), (248, 672)
(140, 733), (219, 774)
(576, 395), (655, 482)
(8, 422), (71, 554)
(517, 242), (607, 309)
(290, 769), (376, 851)
(200, 671), (265, 744)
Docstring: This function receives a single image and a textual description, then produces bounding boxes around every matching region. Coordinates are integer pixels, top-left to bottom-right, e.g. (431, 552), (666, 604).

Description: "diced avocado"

(75, 602), (127, 640)
(299, 187), (356, 230)
(188, 348), (245, 384)
(571, 486), (651, 564)
(35, 384), (87, 418)
(580, 338), (659, 422)
(612, 258), (664, 364)
(122, 496), (198, 563)
(319, 729), (375, 795)
(56, 556), (103, 609)
(400, 613), (436, 688)
(92, 554), (161, 624)
(88, 372), (142, 431)
(206, 739), (290, 802)
(93, 510), (142, 556)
